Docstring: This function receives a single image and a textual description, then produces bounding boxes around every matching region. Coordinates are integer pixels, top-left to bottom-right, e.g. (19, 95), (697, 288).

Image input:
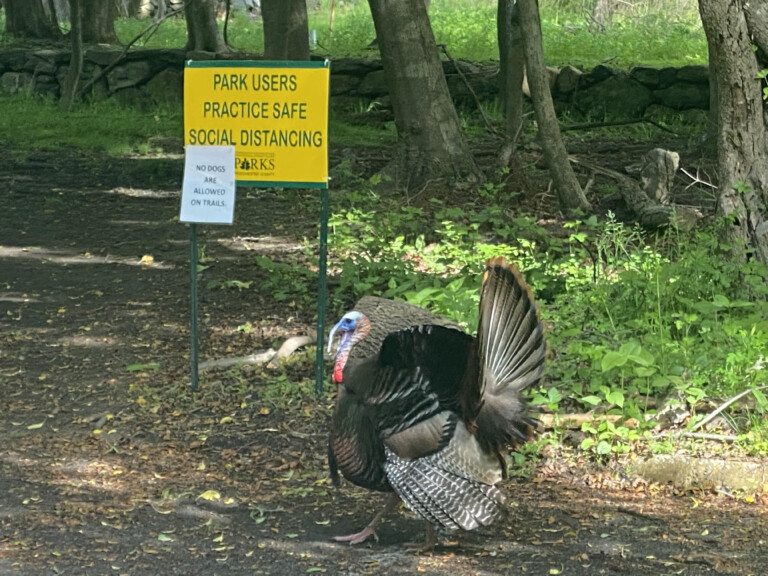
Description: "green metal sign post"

(189, 223), (200, 390)
(314, 186), (330, 394)
(183, 60), (331, 394)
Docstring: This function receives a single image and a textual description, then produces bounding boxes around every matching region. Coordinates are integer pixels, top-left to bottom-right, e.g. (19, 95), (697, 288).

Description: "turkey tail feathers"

(384, 447), (504, 531)
(475, 258), (546, 452)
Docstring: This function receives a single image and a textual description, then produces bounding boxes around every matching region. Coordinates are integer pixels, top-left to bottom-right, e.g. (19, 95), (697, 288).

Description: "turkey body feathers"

(328, 257), (545, 537)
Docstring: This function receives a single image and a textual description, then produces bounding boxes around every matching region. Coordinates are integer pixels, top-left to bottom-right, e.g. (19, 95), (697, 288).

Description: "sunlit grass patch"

(0, 92), (182, 154)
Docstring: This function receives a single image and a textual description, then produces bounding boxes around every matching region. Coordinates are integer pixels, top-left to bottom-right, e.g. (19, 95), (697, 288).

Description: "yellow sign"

(184, 61), (330, 187)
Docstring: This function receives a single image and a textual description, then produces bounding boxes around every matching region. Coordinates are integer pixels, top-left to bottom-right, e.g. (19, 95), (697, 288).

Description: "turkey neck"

(333, 313), (370, 384)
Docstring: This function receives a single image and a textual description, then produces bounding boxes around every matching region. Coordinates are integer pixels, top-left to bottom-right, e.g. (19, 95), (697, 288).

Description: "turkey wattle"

(326, 257), (546, 547)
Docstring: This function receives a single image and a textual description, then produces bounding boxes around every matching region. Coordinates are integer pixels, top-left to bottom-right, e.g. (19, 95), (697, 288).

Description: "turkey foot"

(333, 525), (379, 544)
(333, 493), (400, 545)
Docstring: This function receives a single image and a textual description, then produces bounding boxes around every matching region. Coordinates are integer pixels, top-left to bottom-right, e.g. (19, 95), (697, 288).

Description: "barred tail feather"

(475, 258), (546, 451)
(383, 423), (505, 531)
(384, 447), (504, 531)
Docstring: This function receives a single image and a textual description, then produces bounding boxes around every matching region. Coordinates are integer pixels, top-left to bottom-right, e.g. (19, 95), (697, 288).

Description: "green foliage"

(759, 69), (768, 101)
(255, 255), (317, 309)
(320, 186), (768, 459)
(107, 0), (706, 68)
(0, 92), (181, 154)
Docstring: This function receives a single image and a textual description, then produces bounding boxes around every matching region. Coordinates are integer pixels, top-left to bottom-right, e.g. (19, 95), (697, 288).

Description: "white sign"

(180, 145), (236, 224)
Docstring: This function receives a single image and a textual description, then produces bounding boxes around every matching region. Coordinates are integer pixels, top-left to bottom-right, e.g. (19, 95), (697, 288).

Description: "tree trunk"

(588, 0), (614, 33)
(262, 0), (309, 60)
(60, 0), (83, 112)
(81, 0), (119, 43)
(743, 1), (768, 61)
(4, 0), (61, 39)
(699, 0), (768, 267)
(517, 0), (591, 212)
(496, 0), (525, 168)
(367, 0), (482, 191)
(184, 0), (226, 52)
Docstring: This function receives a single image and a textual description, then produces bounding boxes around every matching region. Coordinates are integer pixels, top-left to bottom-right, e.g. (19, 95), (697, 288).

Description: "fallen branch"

(690, 385), (768, 433)
(652, 431), (739, 442)
(198, 333), (318, 372)
(199, 350), (276, 371)
(268, 333), (317, 366)
(569, 154), (679, 228)
(562, 118), (677, 135)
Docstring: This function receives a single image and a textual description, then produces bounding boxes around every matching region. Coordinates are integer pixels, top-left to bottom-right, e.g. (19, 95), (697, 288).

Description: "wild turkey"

(326, 257), (546, 547)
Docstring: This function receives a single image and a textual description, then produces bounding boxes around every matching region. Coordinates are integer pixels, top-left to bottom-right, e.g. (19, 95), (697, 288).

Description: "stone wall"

(0, 47), (710, 118)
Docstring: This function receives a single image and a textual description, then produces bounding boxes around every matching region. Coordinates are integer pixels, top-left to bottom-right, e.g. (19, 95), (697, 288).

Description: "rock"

(577, 64), (615, 89)
(32, 74), (59, 97)
(330, 74), (362, 96)
(329, 58), (382, 75)
(640, 148), (680, 206)
(523, 66), (559, 98)
(85, 48), (122, 67)
(573, 75), (653, 118)
(33, 59), (57, 76)
(107, 60), (153, 92)
(144, 67), (183, 104)
(113, 86), (144, 108)
(0, 72), (33, 94)
(654, 82), (709, 110)
(633, 454), (768, 492)
(630, 66), (659, 88)
(657, 67), (680, 89)
(0, 49), (29, 71)
(357, 69), (387, 97)
(676, 64), (709, 84)
(555, 65), (582, 95)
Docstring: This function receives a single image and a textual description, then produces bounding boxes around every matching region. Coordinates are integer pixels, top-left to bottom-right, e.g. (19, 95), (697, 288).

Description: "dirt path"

(1, 148), (765, 575)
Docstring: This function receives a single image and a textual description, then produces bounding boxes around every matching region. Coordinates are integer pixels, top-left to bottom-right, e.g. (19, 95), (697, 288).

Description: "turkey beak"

(327, 322), (341, 354)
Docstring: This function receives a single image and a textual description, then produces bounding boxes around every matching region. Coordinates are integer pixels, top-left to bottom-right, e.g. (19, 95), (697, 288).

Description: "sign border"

(185, 60), (330, 69)
(184, 59), (331, 188)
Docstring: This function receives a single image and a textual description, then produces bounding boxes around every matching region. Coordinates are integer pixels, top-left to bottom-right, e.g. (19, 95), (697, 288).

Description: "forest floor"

(0, 141), (765, 576)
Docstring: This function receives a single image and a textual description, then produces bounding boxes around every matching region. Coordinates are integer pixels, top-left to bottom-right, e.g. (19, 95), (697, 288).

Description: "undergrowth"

(254, 176), (768, 459)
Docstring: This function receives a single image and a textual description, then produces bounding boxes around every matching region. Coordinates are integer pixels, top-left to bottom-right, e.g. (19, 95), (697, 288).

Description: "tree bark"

(60, 0), (83, 112)
(4, 0), (61, 39)
(699, 0), (768, 267)
(81, 0), (119, 43)
(496, 0), (525, 167)
(517, 0), (591, 212)
(184, 0), (226, 52)
(262, 0), (310, 60)
(743, 1), (768, 61)
(367, 0), (482, 191)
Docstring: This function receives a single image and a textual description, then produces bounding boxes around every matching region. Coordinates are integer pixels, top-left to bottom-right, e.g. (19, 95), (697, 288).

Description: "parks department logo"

(238, 156), (276, 172)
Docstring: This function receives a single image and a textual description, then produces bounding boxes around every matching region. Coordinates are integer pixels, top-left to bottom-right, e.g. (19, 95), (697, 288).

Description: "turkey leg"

(333, 493), (400, 544)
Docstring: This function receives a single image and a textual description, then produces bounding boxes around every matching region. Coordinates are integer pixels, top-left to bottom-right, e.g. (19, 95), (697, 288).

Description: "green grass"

(0, 92), (182, 154)
(109, 0), (707, 69)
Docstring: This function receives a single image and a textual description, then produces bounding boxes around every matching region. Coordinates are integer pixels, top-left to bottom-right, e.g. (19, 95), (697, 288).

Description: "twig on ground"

(562, 118), (677, 135)
(680, 166), (718, 190)
(269, 333), (317, 365)
(690, 386), (768, 432)
(198, 333), (318, 372)
(652, 431), (739, 442)
(199, 350), (277, 371)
